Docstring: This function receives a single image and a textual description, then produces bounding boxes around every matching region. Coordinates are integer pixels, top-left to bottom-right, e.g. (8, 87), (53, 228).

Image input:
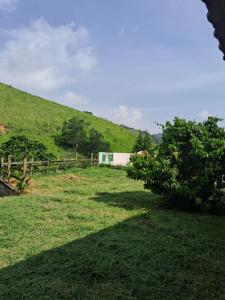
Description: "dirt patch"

(23, 179), (36, 194)
(61, 174), (80, 182)
(8, 178), (18, 188)
(0, 124), (8, 135)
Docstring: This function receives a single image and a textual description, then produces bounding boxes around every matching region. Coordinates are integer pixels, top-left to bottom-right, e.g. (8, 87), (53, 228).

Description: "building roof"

(202, 0), (225, 60)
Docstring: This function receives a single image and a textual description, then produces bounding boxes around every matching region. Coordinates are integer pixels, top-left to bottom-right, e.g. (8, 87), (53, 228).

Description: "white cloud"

(112, 105), (142, 127)
(0, 18), (97, 93)
(199, 110), (213, 121)
(61, 91), (88, 108)
(0, 0), (17, 12)
(74, 49), (97, 71)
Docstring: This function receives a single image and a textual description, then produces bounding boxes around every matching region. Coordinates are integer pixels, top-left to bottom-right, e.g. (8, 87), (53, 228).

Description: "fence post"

(56, 156), (60, 172)
(96, 153), (99, 167)
(46, 161), (50, 174)
(75, 153), (78, 168)
(0, 157), (4, 178)
(7, 155), (11, 183)
(91, 153), (93, 167)
(22, 157), (28, 178)
(30, 157), (34, 176)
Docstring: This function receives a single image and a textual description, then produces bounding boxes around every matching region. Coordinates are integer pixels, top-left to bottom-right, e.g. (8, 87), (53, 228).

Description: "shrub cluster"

(0, 136), (55, 161)
(128, 117), (225, 214)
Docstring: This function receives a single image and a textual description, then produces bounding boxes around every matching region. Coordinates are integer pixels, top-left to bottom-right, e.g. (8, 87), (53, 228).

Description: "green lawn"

(0, 168), (225, 299)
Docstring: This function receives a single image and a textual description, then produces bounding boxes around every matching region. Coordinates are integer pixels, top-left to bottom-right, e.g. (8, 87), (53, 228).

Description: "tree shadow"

(91, 191), (163, 211)
(1, 199), (225, 299)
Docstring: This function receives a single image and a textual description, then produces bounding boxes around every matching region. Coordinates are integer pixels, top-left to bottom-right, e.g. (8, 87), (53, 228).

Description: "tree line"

(0, 116), (154, 162)
(0, 117), (112, 161)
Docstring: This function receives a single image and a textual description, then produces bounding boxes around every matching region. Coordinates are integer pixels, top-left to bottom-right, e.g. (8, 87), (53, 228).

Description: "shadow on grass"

(1, 192), (225, 299)
(91, 191), (162, 211)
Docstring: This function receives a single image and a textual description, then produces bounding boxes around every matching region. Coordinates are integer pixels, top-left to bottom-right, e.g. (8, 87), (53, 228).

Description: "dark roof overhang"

(202, 0), (225, 60)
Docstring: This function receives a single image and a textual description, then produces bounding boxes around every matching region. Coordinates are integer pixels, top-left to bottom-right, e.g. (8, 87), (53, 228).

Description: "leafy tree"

(0, 136), (55, 161)
(58, 117), (111, 155)
(128, 117), (225, 214)
(132, 131), (153, 153)
(58, 117), (89, 153)
(85, 128), (111, 154)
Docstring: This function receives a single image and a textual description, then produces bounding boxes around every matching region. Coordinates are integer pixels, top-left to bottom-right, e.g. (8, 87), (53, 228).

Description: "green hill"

(0, 83), (139, 155)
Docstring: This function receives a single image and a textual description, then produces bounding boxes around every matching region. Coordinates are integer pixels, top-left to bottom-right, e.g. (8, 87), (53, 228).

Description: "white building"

(99, 152), (132, 167)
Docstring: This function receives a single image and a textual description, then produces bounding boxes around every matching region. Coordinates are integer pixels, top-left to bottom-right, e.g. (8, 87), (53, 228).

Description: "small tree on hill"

(128, 117), (225, 214)
(0, 136), (55, 161)
(58, 117), (89, 153)
(58, 117), (111, 155)
(85, 128), (111, 155)
(132, 131), (153, 153)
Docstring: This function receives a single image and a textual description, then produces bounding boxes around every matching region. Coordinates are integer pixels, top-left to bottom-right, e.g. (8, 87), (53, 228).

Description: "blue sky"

(0, 0), (224, 133)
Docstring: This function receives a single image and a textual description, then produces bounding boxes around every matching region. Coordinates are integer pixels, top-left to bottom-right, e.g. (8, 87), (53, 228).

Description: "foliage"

(85, 128), (111, 154)
(0, 168), (225, 299)
(132, 130), (153, 153)
(83, 111), (93, 115)
(58, 117), (111, 155)
(0, 82), (137, 154)
(58, 117), (89, 153)
(0, 135), (55, 161)
(17, 178), (29, 192)
(128, 117), (225, 214)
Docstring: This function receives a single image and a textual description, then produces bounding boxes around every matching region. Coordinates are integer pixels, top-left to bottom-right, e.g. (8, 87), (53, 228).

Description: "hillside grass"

(0, 82), (138, 155)
(0, 168), (225, 299)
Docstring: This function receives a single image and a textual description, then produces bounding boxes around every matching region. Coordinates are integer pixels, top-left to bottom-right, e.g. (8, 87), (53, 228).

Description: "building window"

(102, 154), (106, 162)
(108, 154), (114, 163)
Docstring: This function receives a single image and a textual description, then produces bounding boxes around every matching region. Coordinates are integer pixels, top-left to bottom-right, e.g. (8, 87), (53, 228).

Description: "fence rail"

(0, 155), (99, 185)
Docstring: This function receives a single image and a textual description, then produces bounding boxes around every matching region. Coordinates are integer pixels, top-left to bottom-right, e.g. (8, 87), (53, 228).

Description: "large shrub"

(0, 136), (55, 161)
(128, 117), (225, 213)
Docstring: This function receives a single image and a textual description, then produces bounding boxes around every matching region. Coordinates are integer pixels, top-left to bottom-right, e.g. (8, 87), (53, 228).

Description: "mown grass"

(0, 82), (137, 155)
(0, 167), (225, 299)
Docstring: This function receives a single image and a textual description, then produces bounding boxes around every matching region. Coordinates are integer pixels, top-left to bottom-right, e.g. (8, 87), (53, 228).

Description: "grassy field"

(0, 82), (139, 155)
(0, 167), (225, 299)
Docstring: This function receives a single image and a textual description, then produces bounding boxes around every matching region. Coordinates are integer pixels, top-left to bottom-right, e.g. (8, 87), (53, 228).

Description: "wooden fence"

(0, 154), (99, 184)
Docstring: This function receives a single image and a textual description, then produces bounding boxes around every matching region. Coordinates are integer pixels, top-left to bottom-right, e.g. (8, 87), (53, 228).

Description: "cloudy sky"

(0, 0), (224, 133)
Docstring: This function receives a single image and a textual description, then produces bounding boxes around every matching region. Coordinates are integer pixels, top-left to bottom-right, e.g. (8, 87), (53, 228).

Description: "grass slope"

(0, 168), (225, 299)
(0, 83), (137, 155)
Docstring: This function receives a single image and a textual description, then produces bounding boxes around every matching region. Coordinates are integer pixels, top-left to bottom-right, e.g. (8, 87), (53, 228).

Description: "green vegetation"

(0, 135), (55, 161)
(0, 167), (225, 299)
(132, 130), (153, 153)
(58, 117), (110, 155)
(86, 128), (111, 154)
(128, 117), (225, 214)
(0, 82), (138, 155)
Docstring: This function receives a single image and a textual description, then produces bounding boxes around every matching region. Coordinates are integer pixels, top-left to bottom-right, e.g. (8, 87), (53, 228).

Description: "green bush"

(128, 117), (225, 214)
(0, 135), (55, 161)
